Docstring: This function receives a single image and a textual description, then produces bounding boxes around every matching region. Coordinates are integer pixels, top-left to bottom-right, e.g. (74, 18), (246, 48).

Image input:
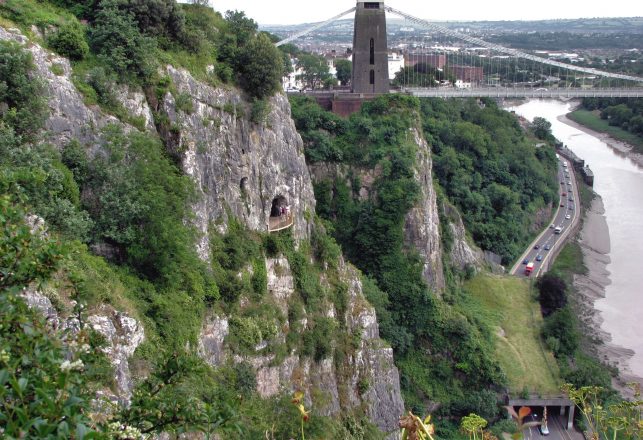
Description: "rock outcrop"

(161, 66), (316, 259)
(403, 127), (445, 291)
(198, 257), (404, 436)
(0, 27), (140, 150)
(20, 289), (144, 402)
(4, 26), (404, 434)
(443, 203), (485, 270)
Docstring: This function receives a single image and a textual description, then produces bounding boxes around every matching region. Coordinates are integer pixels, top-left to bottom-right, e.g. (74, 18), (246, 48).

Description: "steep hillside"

(0, 5), (403, 438)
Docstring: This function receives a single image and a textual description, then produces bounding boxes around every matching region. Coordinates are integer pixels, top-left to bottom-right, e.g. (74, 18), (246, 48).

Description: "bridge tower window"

(369, 38), (374, 64)
(369, 69), (375, 85)
(364, 2), (380, 8)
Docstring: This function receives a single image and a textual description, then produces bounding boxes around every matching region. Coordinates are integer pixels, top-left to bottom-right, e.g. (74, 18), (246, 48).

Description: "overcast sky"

(208, 0), (643, 25)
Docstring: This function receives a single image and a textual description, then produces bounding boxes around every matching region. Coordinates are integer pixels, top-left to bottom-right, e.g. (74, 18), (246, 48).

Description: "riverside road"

(510, 158), (581, 278)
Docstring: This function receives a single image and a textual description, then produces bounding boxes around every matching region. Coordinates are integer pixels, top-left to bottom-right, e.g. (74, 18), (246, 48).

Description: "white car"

(565, 214), (571, 219)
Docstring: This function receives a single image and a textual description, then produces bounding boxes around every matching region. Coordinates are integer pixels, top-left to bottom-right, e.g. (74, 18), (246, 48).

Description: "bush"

(238, 33), (283, 99)
(0, 41), (48, 139)
(542, 306), (579, 357)
(0, 197), (100, 438)
(85, 66), (118, 107)
(89, 1), (157, 79)
(47, 21), (89, 60)
(536, 273), (567, 316)
(250, 97), (270, 124)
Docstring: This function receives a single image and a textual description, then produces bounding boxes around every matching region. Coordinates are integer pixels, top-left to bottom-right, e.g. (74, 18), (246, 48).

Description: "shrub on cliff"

(47, 21), (89, 61)
(238, 33), (283, 99)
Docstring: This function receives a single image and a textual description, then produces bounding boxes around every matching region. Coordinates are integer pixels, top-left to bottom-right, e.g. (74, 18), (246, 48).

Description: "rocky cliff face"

(198, 257), (404, 437)
(403, 128), (445, 291)
(308, 126), (445, 293)
(161, 66), (316, 259)
(21, 288), (145, 403)
(4, 27), (403, 433)
(443, 203), (485, 271)
(0, 27), (147, 151)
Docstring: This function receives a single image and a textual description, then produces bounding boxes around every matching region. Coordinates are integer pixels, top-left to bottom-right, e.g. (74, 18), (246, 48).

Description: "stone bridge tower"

(352, 2), (389, 94)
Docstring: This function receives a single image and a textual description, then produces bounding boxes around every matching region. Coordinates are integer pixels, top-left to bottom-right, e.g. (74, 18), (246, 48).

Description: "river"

(506, 99), (643, 378)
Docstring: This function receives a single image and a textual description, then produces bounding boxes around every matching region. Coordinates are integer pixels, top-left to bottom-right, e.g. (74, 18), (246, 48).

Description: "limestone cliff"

(160, 66), (316, 259)
(443, 203), (485, 271)
(308, 126), (445, 293)
(403, 127), (445, 291)
(198, 257), (404, 436)
(2, 26), (404, 434)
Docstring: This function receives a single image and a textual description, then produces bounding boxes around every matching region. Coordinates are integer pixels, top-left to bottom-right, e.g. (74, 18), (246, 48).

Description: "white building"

(388, 53), (405, 80)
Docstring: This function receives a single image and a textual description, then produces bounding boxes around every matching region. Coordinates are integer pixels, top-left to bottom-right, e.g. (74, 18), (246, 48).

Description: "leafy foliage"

(582, 97), (643, 138)
(535, 273), (567, 316)
(421, 98), (558, 263)
(0, 40), (48, 139)
(292, 95), (505, 418)
(47, 20), (89, 60)
(0, 197), (100, 439)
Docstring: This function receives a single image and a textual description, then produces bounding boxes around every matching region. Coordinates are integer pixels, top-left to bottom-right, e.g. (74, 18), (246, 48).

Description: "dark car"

(560, 203), (565, 207)
(536, 255), (543, 261)
(522, 258), (529, 265)
(534, 244), (540, 249)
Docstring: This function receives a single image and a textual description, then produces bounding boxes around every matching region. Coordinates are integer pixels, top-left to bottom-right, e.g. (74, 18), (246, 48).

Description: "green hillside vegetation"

(0, 31), (383, 439)
(421, 98), (559, 264)
(463, 274), (561, 396)
(291, 96), (568, 438)
(568, 103), (643, 154)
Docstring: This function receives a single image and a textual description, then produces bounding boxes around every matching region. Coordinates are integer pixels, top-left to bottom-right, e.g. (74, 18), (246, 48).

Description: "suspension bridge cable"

(384, 6), (643, 83)
(275, 6), (357, 47)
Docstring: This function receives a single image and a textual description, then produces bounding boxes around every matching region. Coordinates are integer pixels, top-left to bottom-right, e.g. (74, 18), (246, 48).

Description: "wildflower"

(60, 359), (84, 371)
(0, 349), (9, 364)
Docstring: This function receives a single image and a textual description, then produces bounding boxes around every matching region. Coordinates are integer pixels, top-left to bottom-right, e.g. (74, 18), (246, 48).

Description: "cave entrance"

(268, 195), (294, 232)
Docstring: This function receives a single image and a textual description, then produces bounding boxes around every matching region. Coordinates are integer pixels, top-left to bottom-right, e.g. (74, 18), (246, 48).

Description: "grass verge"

(567, 109), (643, 154)
(463, 273), (561, 396)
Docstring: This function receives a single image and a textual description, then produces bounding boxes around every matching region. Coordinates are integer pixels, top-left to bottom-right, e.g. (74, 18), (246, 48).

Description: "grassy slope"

(463, 273), (561, 395)
(567, 109), (643, 154)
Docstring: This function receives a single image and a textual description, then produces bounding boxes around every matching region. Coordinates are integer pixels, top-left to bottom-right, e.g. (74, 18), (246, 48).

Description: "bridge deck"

(405, 87), (643, 98)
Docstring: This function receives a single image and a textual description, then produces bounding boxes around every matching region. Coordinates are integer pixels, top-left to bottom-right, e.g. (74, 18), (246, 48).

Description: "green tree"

(542, 306), (578, 356)
(532, 116), (552, 140)
(335, 59), (352, 86)
(0, 196), (102, 439)
(296, 53), (332, 90)
(238, 33), (283, 99)
(47, 21), (89, 61)
(536, 273), (567, 316)
(89, 0), (157, 79)
(0, 41), (48, 139)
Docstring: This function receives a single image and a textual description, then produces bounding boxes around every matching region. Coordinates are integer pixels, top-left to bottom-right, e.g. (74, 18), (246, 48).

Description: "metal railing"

(267, 212), (294, 232)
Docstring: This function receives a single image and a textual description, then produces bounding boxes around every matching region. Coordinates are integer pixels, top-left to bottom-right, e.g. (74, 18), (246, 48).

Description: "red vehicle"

(524, 262), (535, 276)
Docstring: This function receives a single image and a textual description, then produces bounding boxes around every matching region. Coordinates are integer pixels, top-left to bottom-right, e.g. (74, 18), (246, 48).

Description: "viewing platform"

(268, 212), (294, 232)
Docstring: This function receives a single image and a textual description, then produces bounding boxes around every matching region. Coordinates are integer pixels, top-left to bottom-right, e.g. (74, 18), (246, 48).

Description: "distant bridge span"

(405, 87), (643, 98)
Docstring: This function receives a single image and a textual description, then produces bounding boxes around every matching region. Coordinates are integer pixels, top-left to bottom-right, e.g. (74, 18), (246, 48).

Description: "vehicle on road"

(544, 244), (550, 250)
(565, 214), (571, 219)
(534, 244), (540, 249)
(569, 205), (574, 210)
(539, 424), (550, 436)
(522, 258), (529, 265)
(549, 224), (555, 229)
(562, 192), (567, 196)
(554, 226), (562, 234)
(560, 203), (565, 207)
(536, 255), (543, 261)
(525, 262), (535, 275)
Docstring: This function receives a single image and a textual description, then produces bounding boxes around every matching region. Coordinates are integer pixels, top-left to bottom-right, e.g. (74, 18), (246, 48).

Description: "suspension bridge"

(275, 2), (643, 99)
